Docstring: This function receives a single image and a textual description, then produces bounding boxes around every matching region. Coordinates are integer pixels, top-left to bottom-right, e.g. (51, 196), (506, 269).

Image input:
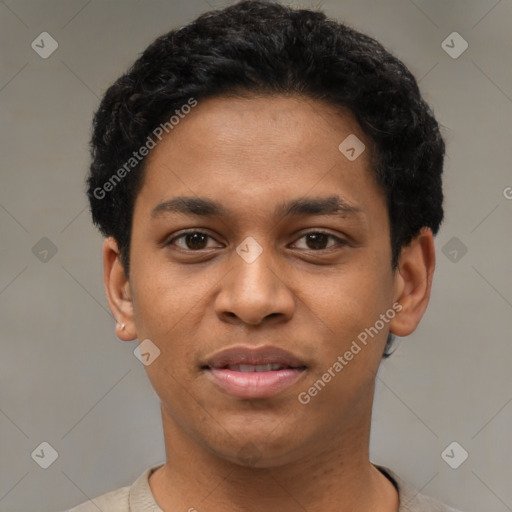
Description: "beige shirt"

(66, 463), (462, 512)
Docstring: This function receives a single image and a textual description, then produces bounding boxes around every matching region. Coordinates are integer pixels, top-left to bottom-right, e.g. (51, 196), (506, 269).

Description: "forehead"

(134, 94), (384, 223)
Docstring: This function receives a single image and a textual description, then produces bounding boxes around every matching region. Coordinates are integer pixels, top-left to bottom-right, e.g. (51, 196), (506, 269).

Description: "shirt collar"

(128, 462), (436, 512)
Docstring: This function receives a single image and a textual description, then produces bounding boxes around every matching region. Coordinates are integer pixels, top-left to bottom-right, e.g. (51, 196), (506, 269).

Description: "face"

(105, 95), (430, 467)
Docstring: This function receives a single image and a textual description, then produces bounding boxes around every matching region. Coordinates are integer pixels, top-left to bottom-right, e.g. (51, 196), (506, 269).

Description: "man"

(69, 1), (461, 510)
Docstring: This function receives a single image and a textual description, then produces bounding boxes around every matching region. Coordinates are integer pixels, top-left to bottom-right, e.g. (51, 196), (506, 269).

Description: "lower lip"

(205, 368), (306, 399)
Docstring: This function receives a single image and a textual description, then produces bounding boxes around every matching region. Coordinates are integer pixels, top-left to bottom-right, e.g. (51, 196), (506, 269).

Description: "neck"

(149, 403), (398, 512)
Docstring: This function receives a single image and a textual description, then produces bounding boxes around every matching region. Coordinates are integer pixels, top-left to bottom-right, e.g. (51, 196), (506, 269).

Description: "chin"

(203, 420), (312, 468)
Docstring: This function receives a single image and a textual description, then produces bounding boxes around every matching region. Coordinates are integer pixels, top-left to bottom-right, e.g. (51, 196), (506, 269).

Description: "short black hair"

(87, 0), (445, 357)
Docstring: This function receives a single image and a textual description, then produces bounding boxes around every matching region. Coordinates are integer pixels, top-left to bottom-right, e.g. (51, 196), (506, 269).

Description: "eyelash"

(166, 230), (347, 252)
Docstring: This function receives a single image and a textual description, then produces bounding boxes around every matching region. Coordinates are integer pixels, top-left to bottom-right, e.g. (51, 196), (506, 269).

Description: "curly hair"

(87, 0), (445, 357)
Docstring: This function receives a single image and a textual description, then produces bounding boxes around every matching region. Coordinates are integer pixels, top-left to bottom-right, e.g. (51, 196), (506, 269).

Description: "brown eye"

(305, 233), (329, 250)
(184, 233), (208, 250)
(293, 232), (344, 251)
(170, 232), (214, 250)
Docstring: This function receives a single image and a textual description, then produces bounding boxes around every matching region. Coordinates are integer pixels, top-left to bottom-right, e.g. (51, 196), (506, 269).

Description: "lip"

(202, 345), (307, 399)
(204, 345), (307, 369)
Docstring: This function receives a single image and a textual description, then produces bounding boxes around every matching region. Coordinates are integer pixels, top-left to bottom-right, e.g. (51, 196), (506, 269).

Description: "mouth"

(202, 346), (307, 399)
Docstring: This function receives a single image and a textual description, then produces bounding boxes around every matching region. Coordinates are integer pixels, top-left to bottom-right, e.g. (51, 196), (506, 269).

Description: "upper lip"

(203, 345), (307, 369)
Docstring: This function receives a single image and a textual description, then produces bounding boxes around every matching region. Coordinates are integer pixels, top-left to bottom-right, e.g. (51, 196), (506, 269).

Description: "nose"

(214, 242), (296, 327)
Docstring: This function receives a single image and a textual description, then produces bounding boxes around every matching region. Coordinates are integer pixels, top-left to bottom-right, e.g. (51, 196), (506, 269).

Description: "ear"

(103, 237), (137, 341)
(389, 227), (436, 337)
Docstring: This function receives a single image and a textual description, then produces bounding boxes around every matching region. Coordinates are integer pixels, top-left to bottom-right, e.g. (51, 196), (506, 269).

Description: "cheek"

(129, 262), (214, 371)
(130, 254), (198, 336)
(306, 263), (390, 337)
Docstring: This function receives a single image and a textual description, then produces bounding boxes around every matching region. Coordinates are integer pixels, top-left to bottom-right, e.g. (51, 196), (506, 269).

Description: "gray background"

(1, 0), (511, 511)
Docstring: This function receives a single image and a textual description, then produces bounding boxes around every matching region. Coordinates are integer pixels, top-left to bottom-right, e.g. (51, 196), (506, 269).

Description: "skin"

(103, 95), (436, 512)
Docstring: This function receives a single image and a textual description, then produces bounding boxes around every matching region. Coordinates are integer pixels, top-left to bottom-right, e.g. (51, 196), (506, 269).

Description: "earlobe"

(103, 237), (137, 341)
(389, 227), (436, 338)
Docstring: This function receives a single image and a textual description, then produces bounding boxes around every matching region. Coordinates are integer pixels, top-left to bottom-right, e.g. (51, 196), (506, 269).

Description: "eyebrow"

(151, 195), (363, 220)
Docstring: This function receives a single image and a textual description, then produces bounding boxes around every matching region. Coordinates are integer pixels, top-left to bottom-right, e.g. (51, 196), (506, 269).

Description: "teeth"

(229, 363), (285, 372)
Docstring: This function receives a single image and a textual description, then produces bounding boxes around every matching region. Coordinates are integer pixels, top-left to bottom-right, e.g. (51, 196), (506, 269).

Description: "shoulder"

(374, 464), (464, 512)
(66, 485), (130, 512)
(404, 490), (463, 512)
(64, 463), (164, 512)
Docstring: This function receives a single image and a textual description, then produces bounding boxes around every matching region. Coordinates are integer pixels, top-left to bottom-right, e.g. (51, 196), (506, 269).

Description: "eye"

(168, 231), (221, 251)
(166, 230), (346, 252)
(292, 231), (346, 251)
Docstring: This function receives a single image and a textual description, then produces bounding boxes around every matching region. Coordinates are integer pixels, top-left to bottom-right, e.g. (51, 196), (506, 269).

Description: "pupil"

(186, 233), (207, 250)
(307, 233), (328, 250)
